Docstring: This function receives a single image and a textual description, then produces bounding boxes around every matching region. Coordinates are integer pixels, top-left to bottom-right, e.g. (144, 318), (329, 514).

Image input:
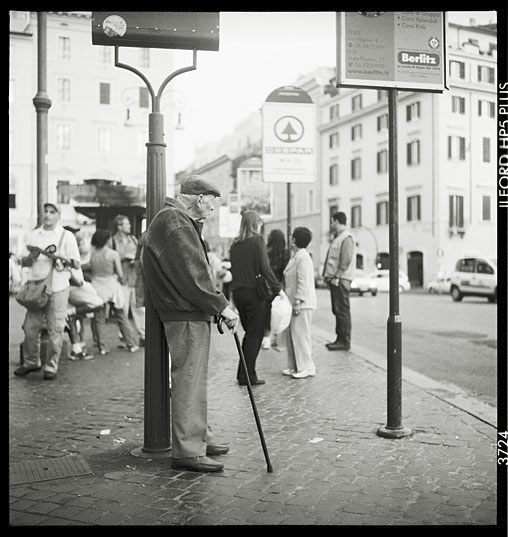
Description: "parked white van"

(449, 257), (497, 303)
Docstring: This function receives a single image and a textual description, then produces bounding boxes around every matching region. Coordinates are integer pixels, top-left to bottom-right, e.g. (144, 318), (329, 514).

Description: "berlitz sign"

(337, 11), (446, 92)
(262, 86), (316, 183)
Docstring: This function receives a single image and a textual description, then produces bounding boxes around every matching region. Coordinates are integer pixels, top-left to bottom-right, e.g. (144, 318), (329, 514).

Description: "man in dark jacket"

(143, 175), (238, 473)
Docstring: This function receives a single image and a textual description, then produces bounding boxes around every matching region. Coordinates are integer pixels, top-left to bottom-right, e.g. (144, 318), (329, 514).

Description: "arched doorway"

(407, 251), (424, 288)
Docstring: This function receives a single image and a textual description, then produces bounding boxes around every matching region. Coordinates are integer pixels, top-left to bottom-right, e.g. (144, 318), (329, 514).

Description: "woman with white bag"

(282, 227), (317, 379)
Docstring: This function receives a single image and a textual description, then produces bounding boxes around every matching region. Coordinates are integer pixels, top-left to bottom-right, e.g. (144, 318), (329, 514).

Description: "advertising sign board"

(262, 86), (316, 183)
(337, 11), (446, 92)
(92, 12), (220, 51)
(237, 158), (273, 219)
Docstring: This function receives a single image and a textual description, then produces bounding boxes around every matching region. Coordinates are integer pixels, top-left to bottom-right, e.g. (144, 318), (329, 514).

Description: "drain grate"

(9, 455), (93, 485)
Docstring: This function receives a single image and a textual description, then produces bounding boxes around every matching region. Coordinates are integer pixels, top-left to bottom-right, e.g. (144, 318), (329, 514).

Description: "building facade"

(181, 21), (497, 288)
(9, 11), (180, 253)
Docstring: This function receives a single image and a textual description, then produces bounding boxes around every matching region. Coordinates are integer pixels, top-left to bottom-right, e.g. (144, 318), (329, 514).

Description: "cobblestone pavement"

(8, 299), (504, 528)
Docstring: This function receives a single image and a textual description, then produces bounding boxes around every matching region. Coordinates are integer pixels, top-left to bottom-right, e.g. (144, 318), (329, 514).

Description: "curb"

(311, 325), (497, 428)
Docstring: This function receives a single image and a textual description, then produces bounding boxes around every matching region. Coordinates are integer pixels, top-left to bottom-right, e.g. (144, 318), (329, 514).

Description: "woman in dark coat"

(229, 211), (281, 386)
(262, 229), (289, 349)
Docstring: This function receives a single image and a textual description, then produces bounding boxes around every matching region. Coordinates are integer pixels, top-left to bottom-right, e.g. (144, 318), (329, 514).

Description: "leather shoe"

(327, 342), (350, 351)
(325, 339), (340, 348)
(14, 365), (41, 376)
(206, 444), (229, 456)
(43, 371), (57, 380)
(172, 456), (224, 473)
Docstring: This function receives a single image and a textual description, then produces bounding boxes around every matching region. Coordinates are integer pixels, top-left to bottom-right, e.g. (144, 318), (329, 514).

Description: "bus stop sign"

(92, 12), (220, 51)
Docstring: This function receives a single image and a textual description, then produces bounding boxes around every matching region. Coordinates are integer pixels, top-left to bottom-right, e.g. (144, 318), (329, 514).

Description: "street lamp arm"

(114, 46), (156, 109)
(156, 50), (197, 110)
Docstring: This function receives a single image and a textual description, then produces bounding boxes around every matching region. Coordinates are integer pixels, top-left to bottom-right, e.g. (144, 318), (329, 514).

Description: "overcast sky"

(170, 10), (498, 170)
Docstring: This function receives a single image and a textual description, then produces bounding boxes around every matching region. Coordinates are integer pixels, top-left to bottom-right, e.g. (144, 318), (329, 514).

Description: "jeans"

(22, 287), (70, 374)
(232, 287), (266, 383)
(329, 279), (352, 347)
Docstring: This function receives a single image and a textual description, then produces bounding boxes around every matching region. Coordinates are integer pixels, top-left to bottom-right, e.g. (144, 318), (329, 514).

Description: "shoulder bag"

(16, 231), (65, 311)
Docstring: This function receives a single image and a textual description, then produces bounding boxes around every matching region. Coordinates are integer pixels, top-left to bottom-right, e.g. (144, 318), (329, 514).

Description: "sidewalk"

(9, 298), (502, 527)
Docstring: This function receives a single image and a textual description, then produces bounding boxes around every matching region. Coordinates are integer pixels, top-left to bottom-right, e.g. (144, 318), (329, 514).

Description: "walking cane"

(217, 317), (273, 473)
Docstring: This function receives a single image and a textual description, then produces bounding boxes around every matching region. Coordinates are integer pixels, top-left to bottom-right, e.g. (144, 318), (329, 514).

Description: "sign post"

(336, 11), (446, 439)
(262, 86), (316, 245)
(92, 12), (219, 457)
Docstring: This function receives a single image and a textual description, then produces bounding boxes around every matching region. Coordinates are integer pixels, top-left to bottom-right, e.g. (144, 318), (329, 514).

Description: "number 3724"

(498, 431), (508, 465)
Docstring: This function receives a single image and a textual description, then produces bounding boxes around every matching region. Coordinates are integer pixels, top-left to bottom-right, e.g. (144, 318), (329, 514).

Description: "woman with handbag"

(229, 210), (281, 386)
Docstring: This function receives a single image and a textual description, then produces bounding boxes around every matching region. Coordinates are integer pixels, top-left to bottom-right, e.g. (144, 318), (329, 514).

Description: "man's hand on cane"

(219, 306), (239, 332)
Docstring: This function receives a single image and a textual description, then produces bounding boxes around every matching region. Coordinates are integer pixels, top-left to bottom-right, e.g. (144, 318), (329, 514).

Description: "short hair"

(113, 214), (129, 228)
(91, 229), (111, 249)
(292, 227), (312, 248)
(332, 211), (347, 225)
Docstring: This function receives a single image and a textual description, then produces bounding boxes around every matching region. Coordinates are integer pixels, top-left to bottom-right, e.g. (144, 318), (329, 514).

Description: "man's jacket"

(142, 197), (229, 322)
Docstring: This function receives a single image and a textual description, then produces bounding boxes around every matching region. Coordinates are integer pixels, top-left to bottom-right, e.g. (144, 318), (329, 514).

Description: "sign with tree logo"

(262, 86), (316, 183)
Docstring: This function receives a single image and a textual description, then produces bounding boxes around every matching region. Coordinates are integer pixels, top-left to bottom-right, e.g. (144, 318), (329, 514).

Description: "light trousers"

(22, 287), (70, 374)
(286, 309), (315, 373)
(162, 320), (213, 458)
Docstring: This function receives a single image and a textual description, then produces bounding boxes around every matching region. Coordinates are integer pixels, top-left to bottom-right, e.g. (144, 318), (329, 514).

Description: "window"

(329, 132), (339, 149)
(57, 77), (71, 102)
(407, 195), (421, 222)
(377, 90), (387, 101)
(406, 102), (421, 121)
(351, 124), (362, 141)
(478, 100), (495, 118)
(377, 113), (388, 131)
(451, 96), (465, 114)
(449, 194), (464, 229)
(407, 140), (420, 165)
(329, 104), (340, 121)
(329, 163), (338, 185)
(57, 36), (70, 59)
(456, 258), (474, 272)
(351, 204), (362, 228)
(449, 60), (465, 79)
(9, 174), (15, 209)
(477, 65), (495, 84)
(139, 87), (149, 109)
(482, 195), (491, 221)
(376, 200), (388, 225)
(99, 83), (110, 105)
(98, 128), (111, 153)
(352, 94), (362, 112)
(482, 138), (491, 162)
(56, 124), (71, 150)
(448, 136), (466, 160)
(329, 204), (339, 234)
(140, 48), (150, 68)
(100, 46), (112, 63)
(476, 260), (494, 274)
(351, 157), (362, 180)
(377, 149), (388, 173)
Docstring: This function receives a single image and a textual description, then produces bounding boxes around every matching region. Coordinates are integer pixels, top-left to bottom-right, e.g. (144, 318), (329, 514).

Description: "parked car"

(351, 269), (377, 296)
(426, 276), (451, 294)
(369, 270), (411, 293)
(449, 257), (497, 302)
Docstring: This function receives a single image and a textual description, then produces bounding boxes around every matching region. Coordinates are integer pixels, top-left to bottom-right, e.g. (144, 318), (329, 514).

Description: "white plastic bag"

(270, 291), (292, 334)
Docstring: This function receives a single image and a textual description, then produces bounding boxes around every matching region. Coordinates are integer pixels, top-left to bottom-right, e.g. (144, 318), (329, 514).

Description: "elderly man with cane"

(143, 175), (238, 473)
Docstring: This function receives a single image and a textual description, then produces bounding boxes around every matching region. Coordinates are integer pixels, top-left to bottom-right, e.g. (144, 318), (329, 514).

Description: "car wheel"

(451, 286), (463, 302)
(371, 290), (377, 296)
(359, 291), (363, 296)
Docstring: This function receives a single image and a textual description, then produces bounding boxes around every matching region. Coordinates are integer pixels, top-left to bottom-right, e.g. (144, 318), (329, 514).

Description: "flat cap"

(180, 175), (221, 197)
(43, 202), (61, 214)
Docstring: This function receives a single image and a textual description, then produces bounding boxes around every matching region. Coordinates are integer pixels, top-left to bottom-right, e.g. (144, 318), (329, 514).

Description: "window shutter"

(449, 196), (454, 227)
